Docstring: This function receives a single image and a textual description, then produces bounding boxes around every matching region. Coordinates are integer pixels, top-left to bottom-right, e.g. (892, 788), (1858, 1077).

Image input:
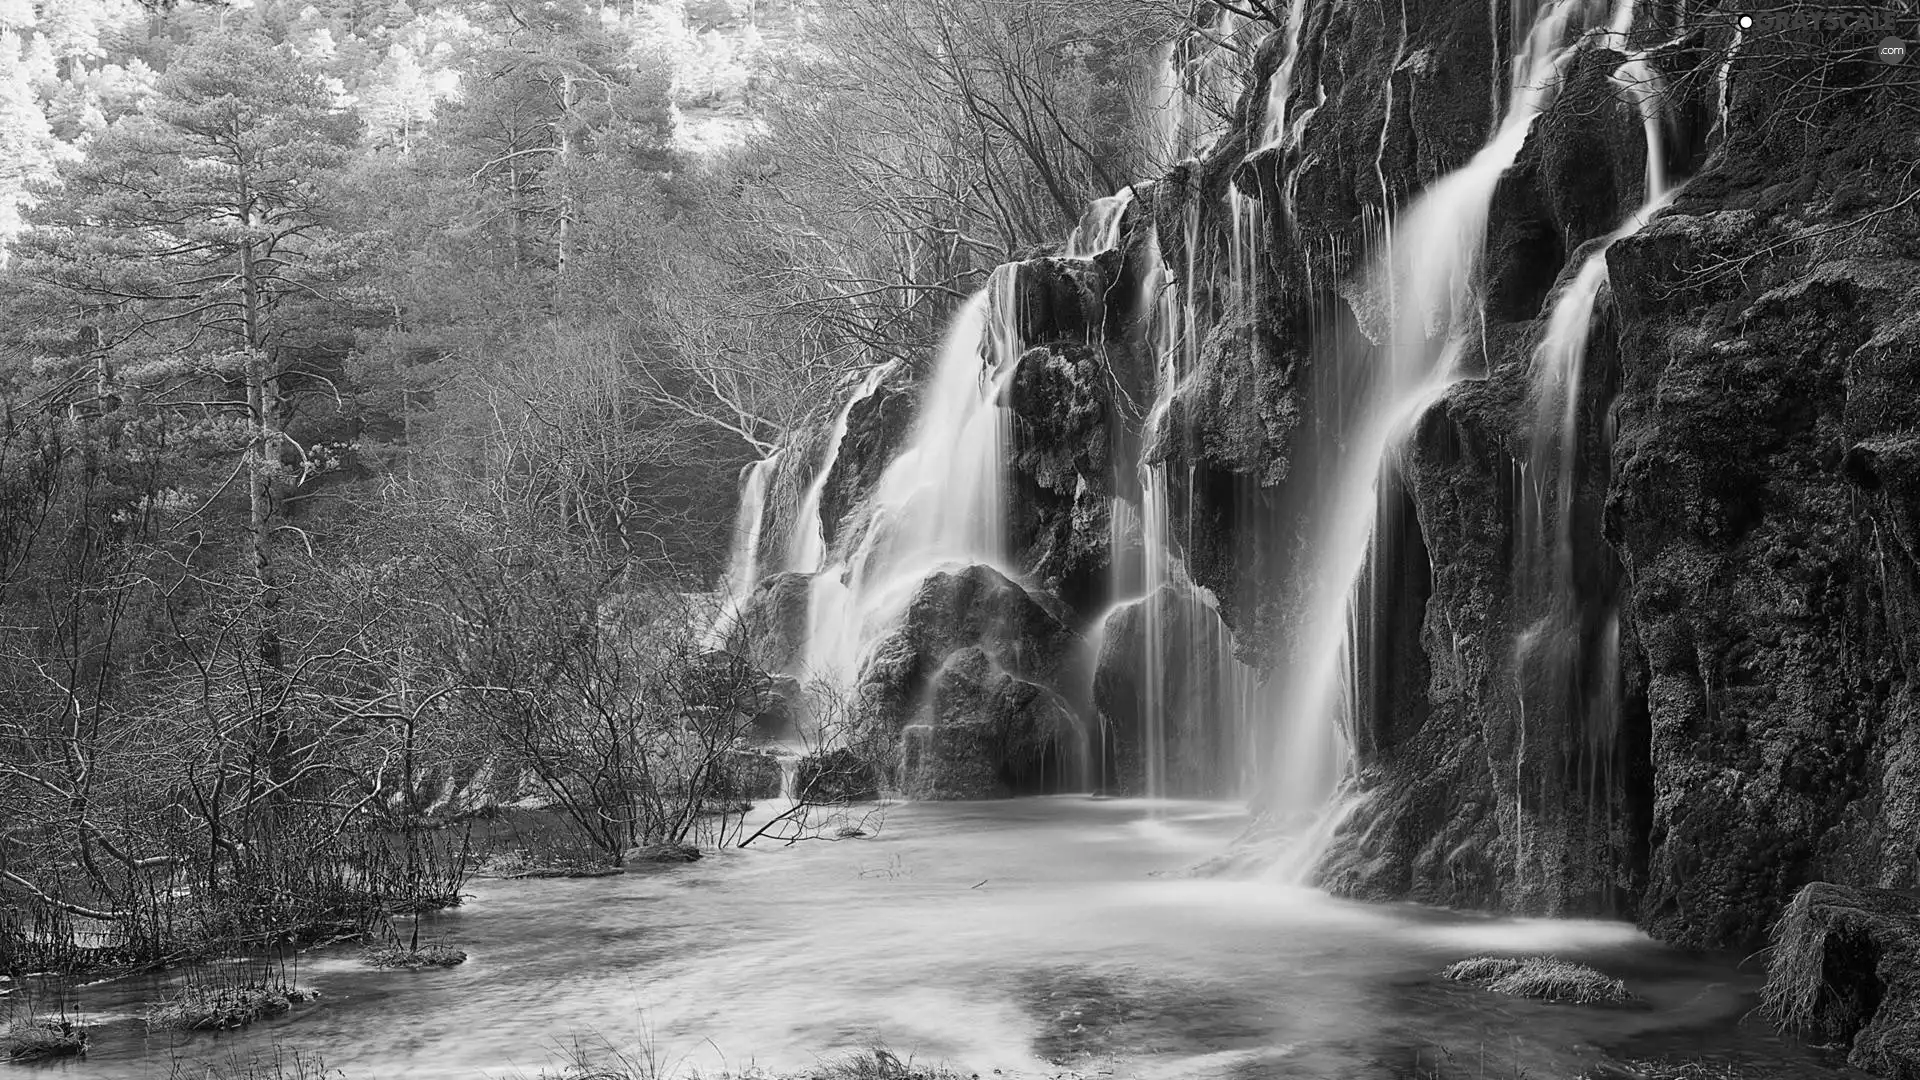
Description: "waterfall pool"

(21, 798), (1854, 1079)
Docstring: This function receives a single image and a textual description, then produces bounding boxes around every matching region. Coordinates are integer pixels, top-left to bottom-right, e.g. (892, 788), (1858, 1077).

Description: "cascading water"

(705, 451), (782, 648)
(1066, 190), (1135, 258)
(1257, 0), (1312, 150)
(1261, 0), (1589, 875)
(803, 272), (1025, 690)
(1095, 213), (1265, 799)
(1510, 3), (1678, 901)
(788, 361), (899, 574)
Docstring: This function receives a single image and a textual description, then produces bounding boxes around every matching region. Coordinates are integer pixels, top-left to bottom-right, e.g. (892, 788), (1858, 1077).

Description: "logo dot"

(1738, 14), (1753, 29)
(1882, 36), (1910, 64)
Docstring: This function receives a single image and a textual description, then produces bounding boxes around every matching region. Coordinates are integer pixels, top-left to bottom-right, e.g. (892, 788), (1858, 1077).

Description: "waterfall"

(788, 361), (900, 574)
(1510, 6), (1678, 899)
(1263, 0), (1587, 872)
(705, 451), (783, 648)
(803, 274), (1026, 689)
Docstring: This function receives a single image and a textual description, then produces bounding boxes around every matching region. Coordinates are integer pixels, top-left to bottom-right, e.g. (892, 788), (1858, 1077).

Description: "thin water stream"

(23, 800), (1856, 1080)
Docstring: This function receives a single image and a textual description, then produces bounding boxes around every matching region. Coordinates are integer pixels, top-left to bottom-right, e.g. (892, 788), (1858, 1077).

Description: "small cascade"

(705, 451), (782, 648)
(1510, 3), (1678, 902)
(1228, 186), (1264, 316)
(1257, 0), (1312, 149)
(1263, 0), (1588, 873)
(1066, 190), (1135, 258)
(788, 361), (899, 574)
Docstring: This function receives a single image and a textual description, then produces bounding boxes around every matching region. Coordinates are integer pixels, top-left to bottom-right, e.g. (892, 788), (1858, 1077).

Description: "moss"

(1442, 955), (1636, 1005)
(4, 1018), (88, 1061)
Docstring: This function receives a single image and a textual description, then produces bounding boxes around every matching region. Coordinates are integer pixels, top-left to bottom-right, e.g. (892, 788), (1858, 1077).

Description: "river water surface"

(12, 798), (1860, 1079)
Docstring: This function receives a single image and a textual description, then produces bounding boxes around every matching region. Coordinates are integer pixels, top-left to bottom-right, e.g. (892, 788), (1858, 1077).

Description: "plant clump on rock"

(1441, 955), (1635, 1005)
(363, 940), (468, 969)
(624, 842), (702, 865)
(3, 1018), (88, 1060)
(147, 984), (314, 1031)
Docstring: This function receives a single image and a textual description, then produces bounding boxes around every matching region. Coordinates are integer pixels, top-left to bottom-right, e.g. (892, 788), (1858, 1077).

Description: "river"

(11, 798), (1857, 1079)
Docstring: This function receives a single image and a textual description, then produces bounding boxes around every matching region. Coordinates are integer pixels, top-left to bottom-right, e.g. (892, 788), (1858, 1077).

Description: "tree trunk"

(239, 217), (282, 670)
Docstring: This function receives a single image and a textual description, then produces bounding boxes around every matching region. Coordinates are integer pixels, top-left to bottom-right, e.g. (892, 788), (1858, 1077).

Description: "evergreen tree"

(15, 31), (364, 663)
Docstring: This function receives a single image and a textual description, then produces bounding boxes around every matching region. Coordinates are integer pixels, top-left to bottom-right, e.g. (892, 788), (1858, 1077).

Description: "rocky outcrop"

(1766, 883), (1920, 1078)
(854, 563), (1085, 796)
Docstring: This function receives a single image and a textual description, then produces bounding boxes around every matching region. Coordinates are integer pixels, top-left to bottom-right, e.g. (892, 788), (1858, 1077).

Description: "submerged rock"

(1764, 883), (1920, 1078)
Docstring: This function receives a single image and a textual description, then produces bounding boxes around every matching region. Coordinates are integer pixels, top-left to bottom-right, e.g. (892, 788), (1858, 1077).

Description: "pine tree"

(16, 31), (363, 665)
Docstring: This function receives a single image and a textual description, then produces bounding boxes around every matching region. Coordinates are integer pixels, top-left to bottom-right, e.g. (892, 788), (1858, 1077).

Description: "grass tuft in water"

(164, 1045), (342, 1079)
(1603, 1060), (1749, 1080)
(1441, 955), (1636, 1005)
(799, 1047), (971, 1080)
(148, 984), (318, 1030)
(4, 1017), (88, 1061)
(362, 940), (468, 969)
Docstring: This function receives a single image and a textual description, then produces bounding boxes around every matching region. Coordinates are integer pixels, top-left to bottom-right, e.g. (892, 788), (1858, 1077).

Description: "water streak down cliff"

(714, 0), (1920, 949)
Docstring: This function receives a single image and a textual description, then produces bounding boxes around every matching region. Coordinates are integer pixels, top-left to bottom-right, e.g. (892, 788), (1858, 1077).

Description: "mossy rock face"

(1764, 882), (1920, 1078)
(1441, 955), (1637, 1006)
